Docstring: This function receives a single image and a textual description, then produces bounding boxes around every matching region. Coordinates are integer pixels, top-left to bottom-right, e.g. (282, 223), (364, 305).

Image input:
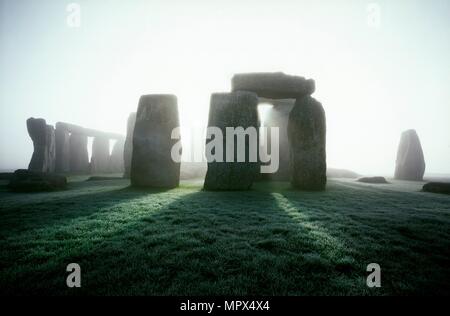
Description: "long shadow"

(1, 180), (449, 295)
(0, 182), (172, 236)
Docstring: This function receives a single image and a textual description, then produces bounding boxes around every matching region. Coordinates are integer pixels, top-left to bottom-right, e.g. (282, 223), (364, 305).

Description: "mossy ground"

(0, 177), (449, 295)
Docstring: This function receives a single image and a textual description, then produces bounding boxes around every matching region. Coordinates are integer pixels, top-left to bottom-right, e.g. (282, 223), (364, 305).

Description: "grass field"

(0, 177), (449, 295)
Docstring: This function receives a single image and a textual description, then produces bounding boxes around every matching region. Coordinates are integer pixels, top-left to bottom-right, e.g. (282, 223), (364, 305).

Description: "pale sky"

(1, 0), (449, 175)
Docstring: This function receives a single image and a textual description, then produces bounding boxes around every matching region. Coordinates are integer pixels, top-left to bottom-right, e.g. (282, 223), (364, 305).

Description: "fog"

(1, 0), (449, 175)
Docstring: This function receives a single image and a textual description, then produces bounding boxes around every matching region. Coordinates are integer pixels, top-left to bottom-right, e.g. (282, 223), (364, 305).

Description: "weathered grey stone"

(288, 96), (326, 190)
(69, 133), (89, 174)
(55, 123), (71, 173)
(422, 182), (450, 195)
(203, 91), (260, 190)
(394, 129), (425, 181)
(26, 118), (56, 173)
(357, 176), (389, 184)
(232, 72), (315, 99)
(123, 112), (136, 178)
(90, 137), (110, 174)
(260, 98), (295, 181)
(109, 139), (125, 173)
(130, 95), (181, 188)
(8, 169), (66, 192)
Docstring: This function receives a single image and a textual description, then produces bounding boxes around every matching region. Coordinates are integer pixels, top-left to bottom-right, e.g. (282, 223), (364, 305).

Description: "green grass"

(0, 177), (449, 295)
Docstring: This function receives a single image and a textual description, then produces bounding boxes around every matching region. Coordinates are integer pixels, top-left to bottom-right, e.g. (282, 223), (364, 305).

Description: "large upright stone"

(203, 91), (260, 191)
(260, 98), (295, 181)
(123, 112), (136, 178)
(394, 129), (425, 181)
(90, 136), (110, 174)
(109, 139), (125, 173)
(130, 95), (180, 188)
(69, 133), (89, 174)
(26, 118), (55, 173)
(55, 123), (71, 173)
(232, 72), (315, 99)
(288, 96), (326, 190)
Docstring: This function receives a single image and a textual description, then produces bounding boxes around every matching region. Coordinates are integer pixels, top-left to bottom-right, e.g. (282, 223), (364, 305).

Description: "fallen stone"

(130, 95), (181, 188)
(422, 182), (450, 195)
(204, 91), (260, 190)
(232, 72), (315, 99)
(357, 176), (389, 184)
(394, 129), (425, 181)
(8, 169), (67, 192)
(288, 96), (326, 190)
(85, 176), (123, 181)
(123, 112), (136, 178)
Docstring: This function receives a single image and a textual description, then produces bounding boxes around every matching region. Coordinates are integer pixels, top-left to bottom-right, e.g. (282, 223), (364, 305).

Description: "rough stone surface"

(130, 95), (181, 188)
(204, 91), (260, 190)
(394, 129), (426, 181)
(55, 123), (71, 173)
(422, 182), (450, 195)
(69, 133), (89, 174)
(123, 112), (136, 178)
(8, 169), (67, 192)
(90, 136), (110, 174)
(260, 98), (295, 181)
(288, 96), (326, 190)
(357, 176), (389, 184)
(232, 72), (315, 99)
(109, 139), (125, 173)
(26, 118), (55, 173)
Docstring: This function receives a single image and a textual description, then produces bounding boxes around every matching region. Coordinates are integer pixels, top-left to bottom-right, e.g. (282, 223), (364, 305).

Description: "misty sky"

(1, 0), (449, 175)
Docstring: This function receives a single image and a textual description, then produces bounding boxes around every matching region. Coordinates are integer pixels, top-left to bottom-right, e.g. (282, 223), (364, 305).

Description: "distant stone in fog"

(130, 95), (180, 188)
(232, 72), (315, 99)
(69, 133), (89, 173)
(123, 112), (136, 178)
(260, 98), (294, 181)
(109, 139), (125, 173)
(90, 136), (110, 174)
(394, 129), (425, 181)
(26, 118), (55, 173)
(203, 91), (260, 190)
(55, 123), (71, 173)
(288, 96), (326, 190)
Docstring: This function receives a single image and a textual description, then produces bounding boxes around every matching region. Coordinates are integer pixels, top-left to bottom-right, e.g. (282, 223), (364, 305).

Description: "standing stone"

(203, 91), (260, 190)
(130, 95), (181, 188)
(90, 136), (110, 174)
(55, 123), (71, 173)
(109, 139), (125, 173)
(69, 133), (89, 174)
(26, 118), (56, 173)
(123, 112), (136, 178)
(394, 129), (425, 181)
(261, 99), (295, 181)
(288, 96), (326, 190)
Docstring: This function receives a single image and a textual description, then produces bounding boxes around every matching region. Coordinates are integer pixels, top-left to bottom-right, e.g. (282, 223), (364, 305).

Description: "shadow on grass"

(0, 180), (449, 295)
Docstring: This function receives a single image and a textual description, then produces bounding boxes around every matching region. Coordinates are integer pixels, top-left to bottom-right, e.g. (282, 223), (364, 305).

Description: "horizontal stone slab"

(56, 122), (124, 140)
(232, 72), (315, 99)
